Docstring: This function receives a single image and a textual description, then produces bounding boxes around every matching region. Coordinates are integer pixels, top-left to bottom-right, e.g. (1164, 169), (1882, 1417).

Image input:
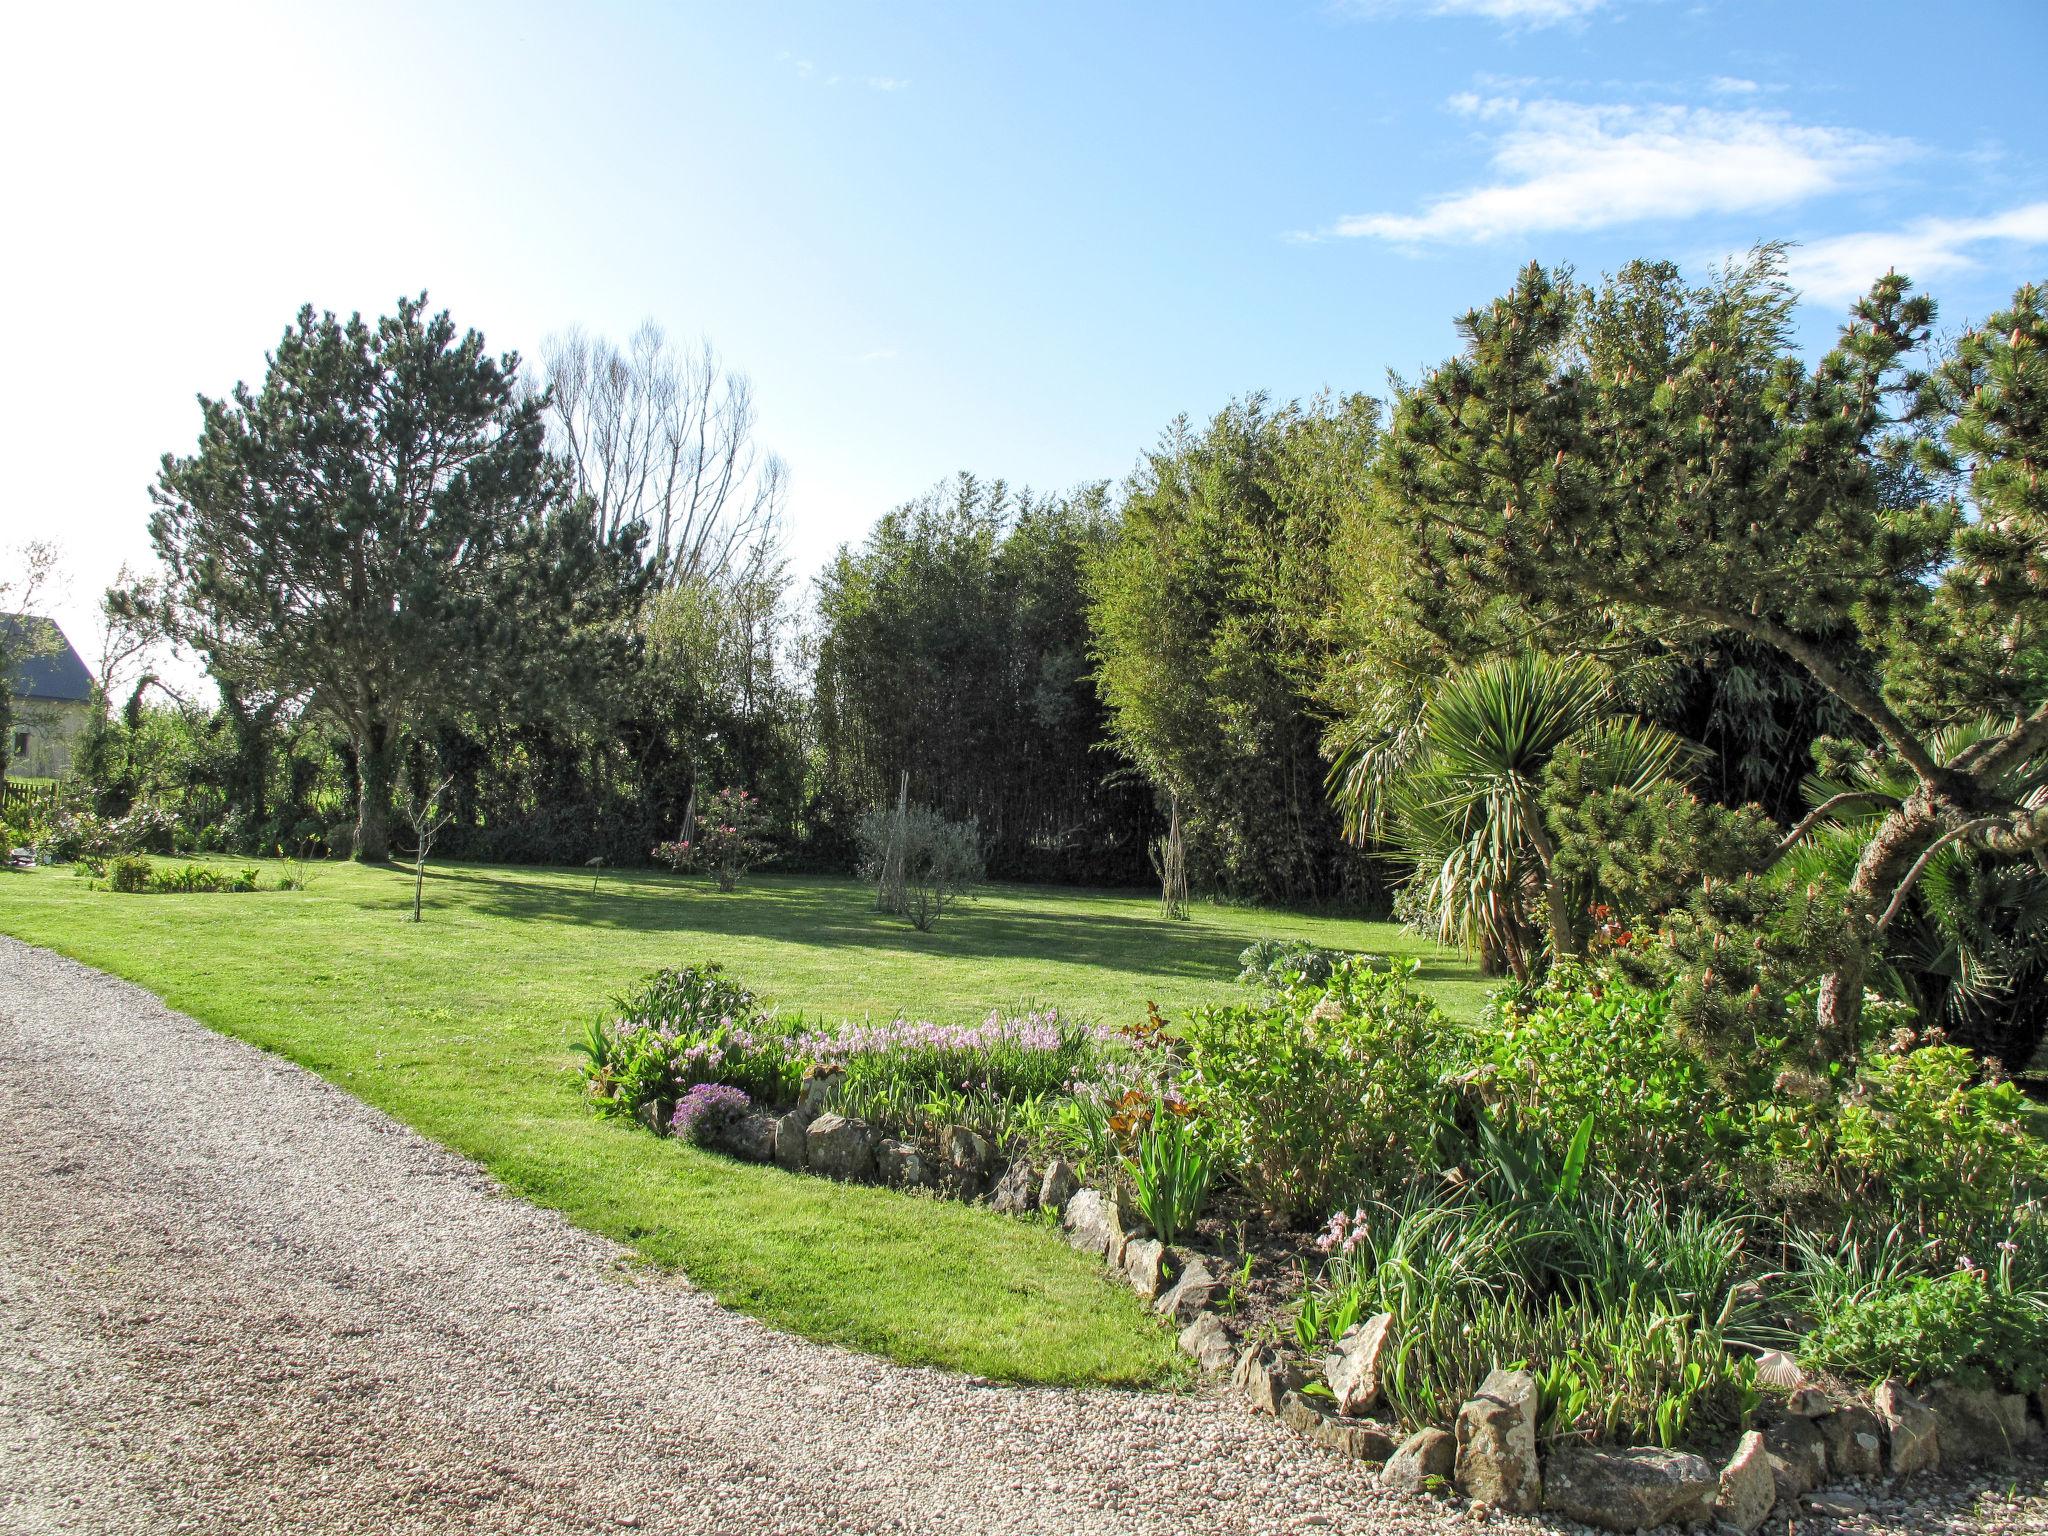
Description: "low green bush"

(573, 963), (802, 1119)
(1800, 1267), (2048, 1393)
(106, 854), (154, 892)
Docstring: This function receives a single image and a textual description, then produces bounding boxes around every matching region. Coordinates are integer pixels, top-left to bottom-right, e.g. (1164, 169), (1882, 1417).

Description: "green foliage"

(102, 854), (260, 894)
(1831, 1045), (2048, 1224)
(1800, 1268), (2048, 1393)
(1088, 396), (1370, 903)
(1182, 958), (1452, 1224)
(1123, 1100), (1215, 1246)
(574, 963), (799, 1118)
(1234, 938), (1364, 992)
(105, 853), (153, 892)
(814, 474), (1151, 884)
(1476, 968), (1737, 1190)
(856, 802), (986, 930)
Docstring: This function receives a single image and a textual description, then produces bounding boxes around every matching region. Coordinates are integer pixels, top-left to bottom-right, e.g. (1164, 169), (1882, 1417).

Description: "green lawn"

(0, 858), (1487, 1386)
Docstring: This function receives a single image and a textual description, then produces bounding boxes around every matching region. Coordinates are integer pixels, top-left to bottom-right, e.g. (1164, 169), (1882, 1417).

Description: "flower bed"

(575, 951), (2048, 1532)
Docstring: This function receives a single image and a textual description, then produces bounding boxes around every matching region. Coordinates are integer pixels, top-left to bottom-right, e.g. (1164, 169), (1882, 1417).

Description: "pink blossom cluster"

(1314, 1207), (1373, 1257)
(798, 1009), (1117, 1063)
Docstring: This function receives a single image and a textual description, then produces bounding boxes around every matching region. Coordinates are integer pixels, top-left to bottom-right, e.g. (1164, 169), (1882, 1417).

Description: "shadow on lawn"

(412, 863), (1485, 1000)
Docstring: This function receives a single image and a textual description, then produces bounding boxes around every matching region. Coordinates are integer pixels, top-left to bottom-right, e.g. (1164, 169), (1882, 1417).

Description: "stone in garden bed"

(1177, 1312), (1235, 1373)
(875, 1137), (931, 1188)
(797, 1065), (842, 1118)
(1453, 1367), (1541, 1513)
(1323, 1311), (1392, 1416)
(718, 1112), (778, 1162)
(1379, 1427), (1454, 1494)
(1153, 1254), (1219, 1326)
(1121, 1238), (1174, 1300)
(1231, 1345), (1303, 1417)
(1713, 1430), (1774, 1534)
(1540, 1446), (1715, 1533)
(1277, 1391), (1398, 1463)
(1874, 1378), (1940, 1475)
(1923, 1380), (2031, 1462)
(772, 1110), (809, 1171)
(938, 1125), (991, 1199)
(1815, 1403), (1885, 1479)
(805, 1113), (876, 1180)
(1761, 1413), (1828, 1502)
(1061, 1188), (1127, 1263)
(990, 1158), (1037, 1215)
(1037, 1158), (1078, 1214)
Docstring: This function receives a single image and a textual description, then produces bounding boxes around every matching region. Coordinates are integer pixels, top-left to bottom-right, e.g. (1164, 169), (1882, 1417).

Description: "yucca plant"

(1327, 653), (1691, 977)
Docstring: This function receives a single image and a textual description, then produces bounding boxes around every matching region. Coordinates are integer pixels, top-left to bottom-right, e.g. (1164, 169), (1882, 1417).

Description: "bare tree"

(538, 322), (787, 587)
(401, 774), (455, 923)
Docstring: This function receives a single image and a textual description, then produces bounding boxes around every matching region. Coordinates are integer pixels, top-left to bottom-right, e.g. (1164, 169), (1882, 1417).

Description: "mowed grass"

(0, 858), (1487, 1385)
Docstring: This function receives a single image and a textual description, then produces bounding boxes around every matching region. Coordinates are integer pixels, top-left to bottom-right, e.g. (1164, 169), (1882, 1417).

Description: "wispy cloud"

(1708, 75), (1760, 95)
(1326, 97), (1902, 244)
(859, 346), (900, 363)
(1789, 202), (2048, 303)
(1337, 0), (1612, 28)
(865, 75), (911, 92)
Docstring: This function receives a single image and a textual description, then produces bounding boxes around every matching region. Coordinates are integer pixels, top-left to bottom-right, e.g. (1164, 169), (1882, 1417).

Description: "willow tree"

(1382, 250), (2048, 1059)
(151, 296), (564, 861)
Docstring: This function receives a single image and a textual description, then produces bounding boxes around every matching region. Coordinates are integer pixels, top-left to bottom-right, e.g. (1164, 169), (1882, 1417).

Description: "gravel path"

(1, 935), (2043, 1536)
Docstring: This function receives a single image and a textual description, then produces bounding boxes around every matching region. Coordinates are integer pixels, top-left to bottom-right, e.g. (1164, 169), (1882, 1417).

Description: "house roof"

(3, 615), (94, 703)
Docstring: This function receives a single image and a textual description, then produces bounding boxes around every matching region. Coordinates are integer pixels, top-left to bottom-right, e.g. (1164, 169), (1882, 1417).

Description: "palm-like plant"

(1328, 654), (1691, 978)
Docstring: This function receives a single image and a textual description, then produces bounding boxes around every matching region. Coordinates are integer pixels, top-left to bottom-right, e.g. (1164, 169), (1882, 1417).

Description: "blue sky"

(6, 0), (2046, 668)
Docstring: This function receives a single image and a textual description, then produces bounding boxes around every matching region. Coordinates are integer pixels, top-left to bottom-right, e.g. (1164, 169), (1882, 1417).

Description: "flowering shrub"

(1799, 1265), (2048, 1393)
(672, 1083), (752, 1146)
(653, 787), (774, 892)
(572, 963), (801, 1119)
(1182, 958), (1454, 1225)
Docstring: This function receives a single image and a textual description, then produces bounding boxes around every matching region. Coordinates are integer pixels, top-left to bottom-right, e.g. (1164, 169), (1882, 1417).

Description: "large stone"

(718, 1111), (778, 1162)
(1453, 1367), (1542, 1513)
(990, 1158), (1038, 1215)
(875, 1137), (931, 1188)
(804, 1113), (876, 1180)
(1061, 1187), (1127, 1263)
(1924, 1380), (2029, 1462)
(1276, 1392), (1397, 1463)
(1816, 1404), (1885, 1479)
(634, 1098), (674, 1136)
(1324, 1312), (1394, 1417)
(1761, 1414), (1828, 1502)
(796, 1065), (843, 1118)
(772, 1110), (809, 1171)
(1380, 1427), (1456, 1494)
(1178, 1312), (1236, 1373)
(1153, 1254), (1221, 1325)
(1121, 1238), (1175, 1300)
(1541, 1446), (1717, 1533)
(1785, 1386), (1831, 1417)
(1038, 1158), (1080, 1214)
(1874, 1378), (1940, 1476)
(1231, 1346), (1304, 1417)
(1714, 1431), (1775, 1535)
(938, 1124), (992, 1199)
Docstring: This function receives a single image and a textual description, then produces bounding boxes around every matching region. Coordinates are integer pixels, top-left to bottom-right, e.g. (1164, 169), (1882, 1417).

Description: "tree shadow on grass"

(408, 863), (1486, 1001)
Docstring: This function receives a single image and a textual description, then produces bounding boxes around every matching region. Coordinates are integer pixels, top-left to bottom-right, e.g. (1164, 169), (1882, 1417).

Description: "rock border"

(689, 1103), (2047, 1534)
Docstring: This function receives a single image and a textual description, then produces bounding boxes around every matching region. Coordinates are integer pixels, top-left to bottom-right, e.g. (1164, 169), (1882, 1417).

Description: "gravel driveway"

(2, 936), (2043, 1536)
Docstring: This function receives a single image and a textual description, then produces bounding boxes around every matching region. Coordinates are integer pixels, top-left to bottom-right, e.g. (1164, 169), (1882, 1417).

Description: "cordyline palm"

(1327, 654), (1689, 979)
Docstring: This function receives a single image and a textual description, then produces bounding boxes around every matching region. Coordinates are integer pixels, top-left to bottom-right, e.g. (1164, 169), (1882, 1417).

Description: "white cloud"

(859, 346), (900, 363)
(1708, 75), (1759, 94)
(1330, 98), (1902, 244)
(1340, 0), (1611, 27)
(865, 75), (911, 92)
(1789, 203), (2048, 303)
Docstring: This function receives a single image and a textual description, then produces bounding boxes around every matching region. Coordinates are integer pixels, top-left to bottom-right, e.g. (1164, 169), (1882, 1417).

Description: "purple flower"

(672, 1082), (751, 1145)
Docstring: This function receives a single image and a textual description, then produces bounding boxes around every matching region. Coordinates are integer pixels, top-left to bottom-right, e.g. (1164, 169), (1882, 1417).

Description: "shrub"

(1799, 1267), (2048, 1393)
(1474, 968), (1736, 1191)
(653, 787), (774, 892)
(106, 854), (154, 892)
(1235, 939), (1370, 992)
(1831, 1045), (2048, 1226)
(1182, 959), (1453, 1225)
(857, 802), (985, 930)
(46, 809), (120, 864)
(672, 1083), (752, 1146)
(573, 963), (801, 1119)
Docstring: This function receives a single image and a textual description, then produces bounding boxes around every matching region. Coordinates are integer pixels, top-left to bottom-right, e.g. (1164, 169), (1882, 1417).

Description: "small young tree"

(401, 774), (454, 923)
(652, 786), (772, 891)
(1152, 795), (1190, 920)
(860, 803), (984, 931)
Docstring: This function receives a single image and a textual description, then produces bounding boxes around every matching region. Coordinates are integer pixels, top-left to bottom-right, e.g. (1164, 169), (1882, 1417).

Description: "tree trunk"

(1816, 797), (1942, 1061)
(355, 722), (395, 863)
